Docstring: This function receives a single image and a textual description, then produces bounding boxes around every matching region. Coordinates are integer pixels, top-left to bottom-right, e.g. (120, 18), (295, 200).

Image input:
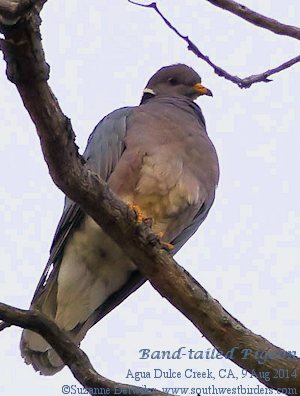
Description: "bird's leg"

(157, 232), (174, 251)
(143, 217), (153, 228)
(128, 203), (174, 251)
(128, 202), (148, 224)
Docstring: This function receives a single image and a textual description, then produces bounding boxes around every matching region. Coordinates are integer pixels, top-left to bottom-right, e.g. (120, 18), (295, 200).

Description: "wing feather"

(31, 107), (134, 302)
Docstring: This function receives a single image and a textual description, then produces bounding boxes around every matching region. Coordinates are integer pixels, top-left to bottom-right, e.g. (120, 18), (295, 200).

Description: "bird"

(20, 64), (219, 375)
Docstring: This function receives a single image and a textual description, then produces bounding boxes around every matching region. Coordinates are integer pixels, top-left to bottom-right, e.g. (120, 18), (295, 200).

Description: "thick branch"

(205, 0), (300, 40)
(0, 0), (44, 25)
(0, 4), (300, 394)
(0, 321), (11, 330)
(0, 303), (164, 396)
(128, 1), (300, 88)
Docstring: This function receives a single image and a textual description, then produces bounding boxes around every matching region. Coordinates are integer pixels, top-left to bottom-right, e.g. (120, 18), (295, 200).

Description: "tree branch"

(0, 0), (44, 25)
(0, 321), (11, 331)
(205, 0), (300, 41)
(1, 3), (300, 394)
(128, 1), (300, 88)
(0, 303), (165, 396)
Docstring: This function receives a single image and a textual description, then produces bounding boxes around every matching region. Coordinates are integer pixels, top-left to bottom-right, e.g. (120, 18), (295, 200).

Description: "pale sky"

(0, 1), (299, 395)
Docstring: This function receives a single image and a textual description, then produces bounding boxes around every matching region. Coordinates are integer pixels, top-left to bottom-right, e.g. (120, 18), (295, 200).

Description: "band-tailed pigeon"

(20, 64), (219, 375)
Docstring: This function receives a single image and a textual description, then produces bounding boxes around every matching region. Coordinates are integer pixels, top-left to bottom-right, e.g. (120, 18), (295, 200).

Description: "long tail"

(20, 270), (146, 375)
(20, 317), (93, 375)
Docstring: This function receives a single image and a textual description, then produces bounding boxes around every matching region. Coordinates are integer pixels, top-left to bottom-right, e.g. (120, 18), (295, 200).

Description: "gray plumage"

(20, 64), (219, 375)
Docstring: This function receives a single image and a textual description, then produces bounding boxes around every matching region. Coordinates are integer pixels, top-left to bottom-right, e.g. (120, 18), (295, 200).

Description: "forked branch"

(128, 1), (300, 88)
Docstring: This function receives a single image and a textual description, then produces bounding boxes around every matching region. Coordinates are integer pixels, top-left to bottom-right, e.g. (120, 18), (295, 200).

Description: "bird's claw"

(128, 204), (174, 250)
(161, 241), (175, 251)
(128, 203), (147, 224)
(157, 232), (174, 251)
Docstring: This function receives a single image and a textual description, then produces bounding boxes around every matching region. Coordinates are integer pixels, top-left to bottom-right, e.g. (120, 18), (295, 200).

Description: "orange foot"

(157, 232), (174, 251)
(128, 203), (148, 224)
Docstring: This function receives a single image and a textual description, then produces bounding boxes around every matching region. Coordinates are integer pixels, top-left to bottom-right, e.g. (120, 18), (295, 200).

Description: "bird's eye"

(168, 78), (179, 86)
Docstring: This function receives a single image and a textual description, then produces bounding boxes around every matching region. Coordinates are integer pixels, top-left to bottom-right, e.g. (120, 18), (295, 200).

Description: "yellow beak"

(193, 83), (213, 97)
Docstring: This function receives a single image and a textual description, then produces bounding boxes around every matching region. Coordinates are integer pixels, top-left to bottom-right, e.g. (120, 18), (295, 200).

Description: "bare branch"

(128, 1), (300, 88)
(205, 0), (300, 41)
(0, 303), (165, 396)
(0, 0), (44, 25)
(0, 321), (11, 331)
(1, 2), (300, 394)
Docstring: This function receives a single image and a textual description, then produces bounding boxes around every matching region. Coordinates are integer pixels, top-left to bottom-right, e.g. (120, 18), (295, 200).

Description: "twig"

(128, 1), (300, 88)
(0, 303), (165, 396)
(205, 0), (300, 41)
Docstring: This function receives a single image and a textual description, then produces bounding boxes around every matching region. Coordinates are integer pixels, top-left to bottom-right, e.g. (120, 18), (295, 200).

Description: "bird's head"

(143, 64), (212, 101)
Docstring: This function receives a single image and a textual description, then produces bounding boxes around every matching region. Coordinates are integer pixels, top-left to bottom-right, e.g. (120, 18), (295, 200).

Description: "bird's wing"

(32, 107), (134, 302)
(83, 199), (215, 331)
(171, 200), (215, 254)
(31, 99), (215, 319)
(30, 102), (216, 337)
